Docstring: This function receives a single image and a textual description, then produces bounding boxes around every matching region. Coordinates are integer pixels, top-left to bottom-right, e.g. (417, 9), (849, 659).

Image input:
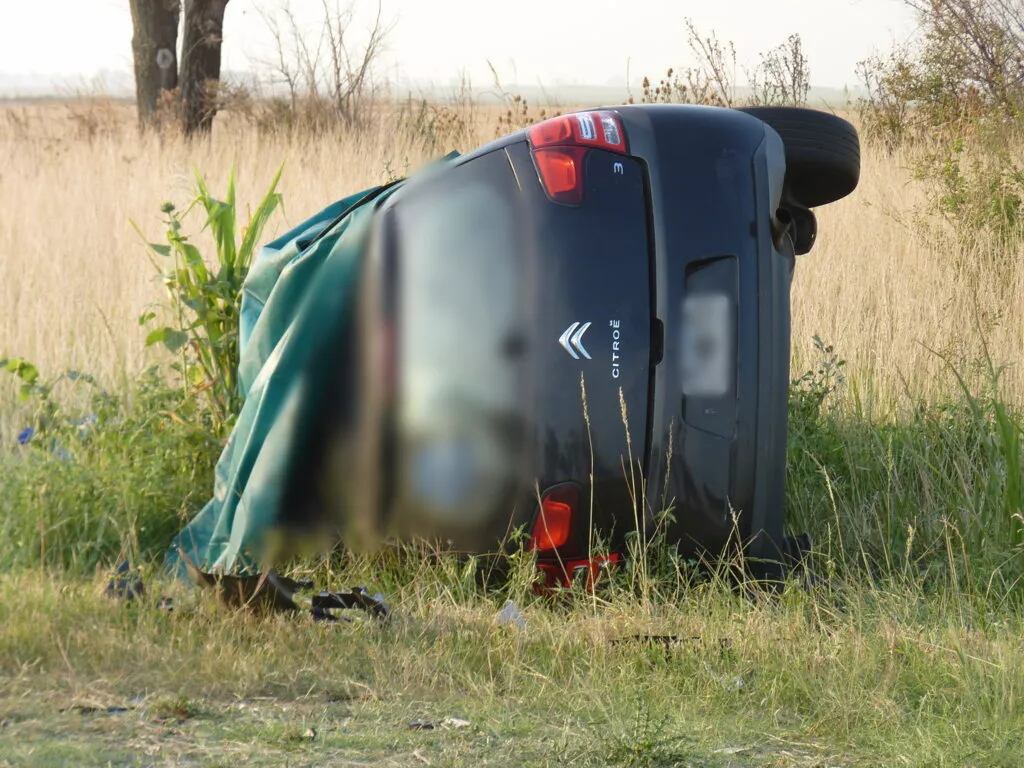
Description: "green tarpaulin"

(167, 181), (402, 577)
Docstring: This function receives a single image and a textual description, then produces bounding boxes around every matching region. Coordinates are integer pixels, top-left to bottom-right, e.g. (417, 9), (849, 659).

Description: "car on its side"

(336, 104), (859, 585)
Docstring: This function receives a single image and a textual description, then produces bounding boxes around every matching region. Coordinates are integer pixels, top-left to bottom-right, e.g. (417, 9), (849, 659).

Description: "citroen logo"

(558, 321), (592, 360)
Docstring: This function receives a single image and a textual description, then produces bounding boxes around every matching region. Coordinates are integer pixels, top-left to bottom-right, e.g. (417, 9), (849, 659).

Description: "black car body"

(346, 104), (858, 583)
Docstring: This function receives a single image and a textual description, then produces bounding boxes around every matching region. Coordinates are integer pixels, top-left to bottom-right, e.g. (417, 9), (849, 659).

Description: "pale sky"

(1, 0), (919, 90)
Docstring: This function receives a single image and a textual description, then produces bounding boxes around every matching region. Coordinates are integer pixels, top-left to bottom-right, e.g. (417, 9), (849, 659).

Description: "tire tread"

(738, 107), (860, 207)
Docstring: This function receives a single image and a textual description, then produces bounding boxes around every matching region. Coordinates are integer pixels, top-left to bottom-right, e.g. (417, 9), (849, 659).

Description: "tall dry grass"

(799, 143), (1024, 413)
(0, 101), (476, 438)
(1, 99), (1022, 440)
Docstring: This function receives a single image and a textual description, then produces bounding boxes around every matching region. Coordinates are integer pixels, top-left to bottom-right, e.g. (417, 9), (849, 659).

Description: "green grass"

(2, 344), (1021, 589)
(0, 369), (218, 572)
(0, 569), (1021, 766)
(0, 345), (1022, 764)
(786, 348), (1024, 596)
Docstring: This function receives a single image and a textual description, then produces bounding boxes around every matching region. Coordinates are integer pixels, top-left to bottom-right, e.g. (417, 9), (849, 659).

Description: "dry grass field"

(0, 101), (432, 438)
(2, 99), (1022, 442)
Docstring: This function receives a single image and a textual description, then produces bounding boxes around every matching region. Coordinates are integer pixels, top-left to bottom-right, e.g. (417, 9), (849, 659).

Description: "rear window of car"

(388, 149), (529, 515)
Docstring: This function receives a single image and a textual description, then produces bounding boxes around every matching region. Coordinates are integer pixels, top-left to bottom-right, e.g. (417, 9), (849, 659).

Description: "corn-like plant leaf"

(136, 168), (283, 436)
(174, 240), (208, 275)
(224, 169), (237, 266)
(195, 169), (238, 270)
(238, 164), (284, 270)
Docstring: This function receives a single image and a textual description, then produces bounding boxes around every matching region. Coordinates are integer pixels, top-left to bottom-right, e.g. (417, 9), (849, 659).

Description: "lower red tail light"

(529, 485), (578, 551)
(536, 553), (623, 591)
(532, 147), (586, 205)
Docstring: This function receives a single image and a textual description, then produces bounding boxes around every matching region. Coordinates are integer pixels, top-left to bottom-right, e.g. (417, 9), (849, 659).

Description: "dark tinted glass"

(390, 150), (527, 532)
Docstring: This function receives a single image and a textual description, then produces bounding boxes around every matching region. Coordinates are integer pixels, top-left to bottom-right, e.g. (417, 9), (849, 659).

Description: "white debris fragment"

(494, 599), (526, 630)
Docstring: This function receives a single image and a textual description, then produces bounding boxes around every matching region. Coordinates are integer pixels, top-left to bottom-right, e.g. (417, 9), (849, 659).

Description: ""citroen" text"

(610, 319), (622, 379)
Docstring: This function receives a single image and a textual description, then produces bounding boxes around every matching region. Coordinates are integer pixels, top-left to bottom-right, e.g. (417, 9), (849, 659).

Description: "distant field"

(2, 99), (1022, 441)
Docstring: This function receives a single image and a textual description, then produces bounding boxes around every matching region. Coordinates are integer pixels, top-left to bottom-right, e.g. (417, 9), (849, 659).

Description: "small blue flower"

(16, 427), (34, 445)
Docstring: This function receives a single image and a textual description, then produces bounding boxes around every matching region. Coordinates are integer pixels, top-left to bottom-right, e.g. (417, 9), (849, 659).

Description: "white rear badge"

(558, 321), (592, 360)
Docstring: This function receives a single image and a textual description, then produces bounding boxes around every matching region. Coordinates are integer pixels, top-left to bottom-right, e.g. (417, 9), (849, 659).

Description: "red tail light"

(528, 115), (574, 147)
(528, 111), (627, 153)
(529, 485), (579, 551)
(527, 110), (627, 205)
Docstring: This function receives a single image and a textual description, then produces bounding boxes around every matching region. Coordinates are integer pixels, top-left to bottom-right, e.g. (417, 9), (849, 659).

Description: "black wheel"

(739, 107), (860, 208)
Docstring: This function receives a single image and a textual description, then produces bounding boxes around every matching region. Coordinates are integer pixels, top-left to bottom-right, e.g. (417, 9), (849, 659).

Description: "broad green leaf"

(183, 296), (210, 314)
(144, 328), (167, 347)
(162, 329), (190, 353)
(145, 327), (189, 352)
(4, 358), (39, 384)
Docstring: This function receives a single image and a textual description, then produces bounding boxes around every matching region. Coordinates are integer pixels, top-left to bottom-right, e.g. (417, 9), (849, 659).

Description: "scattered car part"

(310, 587), (390, 622)
(104, 560), (144, 601)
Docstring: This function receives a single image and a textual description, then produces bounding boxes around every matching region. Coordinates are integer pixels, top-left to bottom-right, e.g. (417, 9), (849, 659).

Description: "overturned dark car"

(170, 104), (859, 590)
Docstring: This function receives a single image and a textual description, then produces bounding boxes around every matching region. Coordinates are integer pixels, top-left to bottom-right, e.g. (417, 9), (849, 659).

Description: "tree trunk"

(128, 0), (180, 129)
(180, 0), (230, 136)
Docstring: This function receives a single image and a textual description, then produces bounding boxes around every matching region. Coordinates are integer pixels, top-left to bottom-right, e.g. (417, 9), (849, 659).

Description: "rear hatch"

(384, 122), (654, 557)
(504, 121), (653, 557)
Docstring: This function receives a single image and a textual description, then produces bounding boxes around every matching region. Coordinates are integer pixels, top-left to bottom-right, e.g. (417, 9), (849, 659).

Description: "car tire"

(739, 107), (860, 208)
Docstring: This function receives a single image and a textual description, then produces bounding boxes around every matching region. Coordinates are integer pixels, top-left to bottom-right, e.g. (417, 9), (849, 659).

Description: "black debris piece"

(104, 561), (144, 602)
(310, 587), (390, 622)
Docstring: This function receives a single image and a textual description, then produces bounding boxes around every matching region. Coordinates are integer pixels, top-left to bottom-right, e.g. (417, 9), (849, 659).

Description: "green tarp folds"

(167, 182), (402, 577)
